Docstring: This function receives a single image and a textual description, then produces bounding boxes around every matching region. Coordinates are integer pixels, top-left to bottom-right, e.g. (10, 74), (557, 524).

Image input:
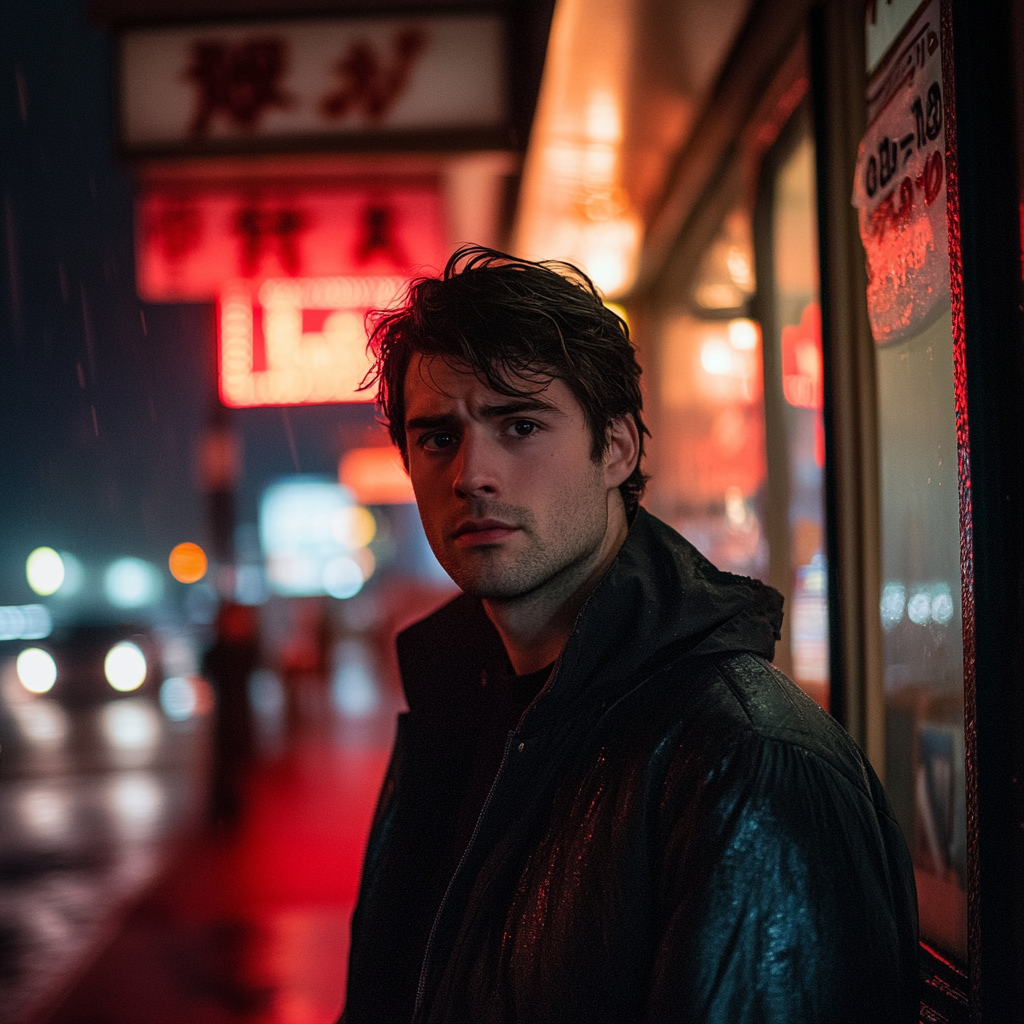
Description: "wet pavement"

(44, 722), (392, 1024)
(0, 585), (445, 1024)
(0, 685), (210, 1024)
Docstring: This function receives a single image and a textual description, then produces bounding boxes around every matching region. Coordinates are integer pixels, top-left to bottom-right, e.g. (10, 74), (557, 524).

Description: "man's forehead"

(403, 353), (557, 410)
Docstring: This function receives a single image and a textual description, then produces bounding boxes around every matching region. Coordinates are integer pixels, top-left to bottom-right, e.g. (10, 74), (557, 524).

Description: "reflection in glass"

(765, 121), (830, 710)
(654, 305), (768, 581)
(877, 306), (967, 959)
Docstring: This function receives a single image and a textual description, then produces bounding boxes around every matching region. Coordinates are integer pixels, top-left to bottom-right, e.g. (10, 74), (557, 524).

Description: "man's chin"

(454, 578), (527, 601)
(446, 566), (534, 602)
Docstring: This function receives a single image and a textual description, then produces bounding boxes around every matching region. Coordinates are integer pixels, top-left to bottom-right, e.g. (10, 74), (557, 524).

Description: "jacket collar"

(397, 508), (783, 718)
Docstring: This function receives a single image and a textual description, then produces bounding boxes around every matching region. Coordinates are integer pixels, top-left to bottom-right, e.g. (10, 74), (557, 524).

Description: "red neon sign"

(218, 276), (403, 408)
(136, 181), (446, 302)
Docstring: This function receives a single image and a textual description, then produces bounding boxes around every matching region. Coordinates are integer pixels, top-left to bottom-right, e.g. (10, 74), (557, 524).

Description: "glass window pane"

(765, 115), (830, 710)
(876, 307), (967, 959)
(648, 209), (769, 583)
(855, 0), (967, 960)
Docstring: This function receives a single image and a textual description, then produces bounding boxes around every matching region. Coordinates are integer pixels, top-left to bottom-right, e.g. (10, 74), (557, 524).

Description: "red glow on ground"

(49, 739), (392, 1023)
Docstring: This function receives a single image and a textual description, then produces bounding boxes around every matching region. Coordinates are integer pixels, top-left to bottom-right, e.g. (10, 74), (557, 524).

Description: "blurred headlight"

(16, 648), (57, 694)
(104, 642), (147, 692)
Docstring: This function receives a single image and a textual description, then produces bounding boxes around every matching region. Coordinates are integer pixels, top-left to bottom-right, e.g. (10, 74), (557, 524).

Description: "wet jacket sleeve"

(645, 734), (920, 1024)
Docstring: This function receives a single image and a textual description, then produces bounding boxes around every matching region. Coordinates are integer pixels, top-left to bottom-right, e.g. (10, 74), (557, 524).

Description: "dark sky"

(0, 0), (375, 611)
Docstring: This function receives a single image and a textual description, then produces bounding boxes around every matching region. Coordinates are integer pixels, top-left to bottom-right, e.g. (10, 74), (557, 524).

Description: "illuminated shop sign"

(853, 0), (948, 345)
(136, 182), (446, 302)
(218, 275), (402, 408)
(118, 14), (506, 156)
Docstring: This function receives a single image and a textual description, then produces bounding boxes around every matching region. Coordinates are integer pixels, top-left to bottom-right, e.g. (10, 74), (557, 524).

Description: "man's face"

(402, 355), (616, 601)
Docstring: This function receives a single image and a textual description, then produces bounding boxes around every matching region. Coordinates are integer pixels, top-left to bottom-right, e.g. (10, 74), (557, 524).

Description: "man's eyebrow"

(406, 413), (458, 432)
(478, 398), (561, 418)
(406, 398), (560, 432)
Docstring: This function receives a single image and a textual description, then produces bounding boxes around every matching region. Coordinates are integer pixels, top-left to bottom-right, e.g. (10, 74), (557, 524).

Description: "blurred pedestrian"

(203, 602), (259, 828)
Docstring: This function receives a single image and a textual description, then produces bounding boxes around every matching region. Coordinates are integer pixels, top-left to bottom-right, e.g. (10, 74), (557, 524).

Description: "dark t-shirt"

(446, 662), (553, 874)
(386, 661), (553, 1014)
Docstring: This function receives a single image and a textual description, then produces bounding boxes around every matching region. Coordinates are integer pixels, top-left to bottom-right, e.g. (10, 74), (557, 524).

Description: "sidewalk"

(47, 724), (393, 1024)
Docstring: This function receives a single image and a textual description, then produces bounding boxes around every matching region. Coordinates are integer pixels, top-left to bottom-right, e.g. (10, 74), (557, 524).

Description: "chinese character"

(186, 38), (293, 137)
(355, 204), (408, 269)
(148, 201), (203, 263)
(234, 206), (305, 276)
(320, 29), (428, 124)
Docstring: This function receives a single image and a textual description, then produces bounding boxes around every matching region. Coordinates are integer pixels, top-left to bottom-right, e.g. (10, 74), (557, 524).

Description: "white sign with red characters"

(136, 181), (447, 302)
(853, 0), (949, 345)
(119, 14), (506, 154)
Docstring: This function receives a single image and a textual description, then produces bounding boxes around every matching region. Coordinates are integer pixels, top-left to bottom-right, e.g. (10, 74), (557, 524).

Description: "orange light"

(340, 447), (415, 504)
(168, 542), (208, 584)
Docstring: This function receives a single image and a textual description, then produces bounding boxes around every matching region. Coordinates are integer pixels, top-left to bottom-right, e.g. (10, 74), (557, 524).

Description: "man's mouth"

(452, 519), (519, 546)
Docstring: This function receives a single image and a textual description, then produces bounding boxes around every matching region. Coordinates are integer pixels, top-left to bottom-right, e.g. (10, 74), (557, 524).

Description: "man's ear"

(603, 415), (640, 489)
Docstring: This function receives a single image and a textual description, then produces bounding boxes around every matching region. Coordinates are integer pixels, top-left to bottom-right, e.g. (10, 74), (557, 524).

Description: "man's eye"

(422, 432), (458, 451)
(509, 421), (537, 437)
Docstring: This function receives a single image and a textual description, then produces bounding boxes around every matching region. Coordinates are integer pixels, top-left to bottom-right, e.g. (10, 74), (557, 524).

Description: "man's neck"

(482, 498), (629, 676)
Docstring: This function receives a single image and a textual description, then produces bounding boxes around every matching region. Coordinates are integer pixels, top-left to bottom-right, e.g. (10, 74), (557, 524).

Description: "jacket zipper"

(411, 665), (560, 1020)
(412, 729), (518, 1019)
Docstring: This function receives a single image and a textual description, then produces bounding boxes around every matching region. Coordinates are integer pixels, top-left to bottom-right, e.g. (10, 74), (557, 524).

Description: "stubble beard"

(431, 496), (610, 603)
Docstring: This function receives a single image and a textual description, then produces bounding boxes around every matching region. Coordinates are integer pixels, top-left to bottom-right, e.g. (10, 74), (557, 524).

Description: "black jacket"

(344, 510), (919, 1023)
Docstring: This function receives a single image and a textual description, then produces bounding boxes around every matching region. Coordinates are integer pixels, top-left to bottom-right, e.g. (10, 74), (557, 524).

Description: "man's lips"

(452, 519), (519, 545)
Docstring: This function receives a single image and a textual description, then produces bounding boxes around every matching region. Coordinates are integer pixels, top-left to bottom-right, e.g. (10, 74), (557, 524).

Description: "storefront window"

(650, 210), (769, 583)
(856, 0), (967, 959)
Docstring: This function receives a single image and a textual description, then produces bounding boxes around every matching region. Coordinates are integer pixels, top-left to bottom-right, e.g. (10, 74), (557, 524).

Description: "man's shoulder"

(655, 650), (875, 798)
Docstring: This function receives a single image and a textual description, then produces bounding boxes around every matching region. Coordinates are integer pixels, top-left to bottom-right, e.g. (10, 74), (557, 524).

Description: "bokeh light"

(159, 676), (198, 720)
(880, 581), (906, 630)
(168, 542), (208, 584)
(12, 700), (68, 745)
(26, 547), (64, 596)
(728, 318), (760, 351)
(16, 648), (57, 694)
(109, 773), (163, 836)
(104, 642), (147, 692)
(20, 788), (69, 840)
(55, 552), (85, 597)
(0, 604), (53, 641)
(334, 506), (377, 549)
(323, 556), (364, 599)
(105, 558), (162, 609)
(100, 699), (160, 751)
(931, 583), (955, 625)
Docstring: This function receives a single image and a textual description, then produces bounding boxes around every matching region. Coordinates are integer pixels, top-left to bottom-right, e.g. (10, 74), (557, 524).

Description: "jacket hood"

(398, 508), (783, 718)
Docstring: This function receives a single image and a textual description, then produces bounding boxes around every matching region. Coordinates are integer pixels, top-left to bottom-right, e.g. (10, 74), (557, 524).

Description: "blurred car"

(6, 624), (163, 705)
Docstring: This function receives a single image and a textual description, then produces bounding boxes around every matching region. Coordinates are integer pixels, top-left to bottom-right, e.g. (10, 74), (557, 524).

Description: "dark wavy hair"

(361, 245), (650, 516)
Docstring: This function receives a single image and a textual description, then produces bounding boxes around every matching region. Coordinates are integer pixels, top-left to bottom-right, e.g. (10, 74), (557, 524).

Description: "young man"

(342, 247), (918, 1023)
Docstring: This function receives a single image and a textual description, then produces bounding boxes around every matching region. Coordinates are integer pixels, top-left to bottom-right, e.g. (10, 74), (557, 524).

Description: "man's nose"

(453, 432), (499, 498)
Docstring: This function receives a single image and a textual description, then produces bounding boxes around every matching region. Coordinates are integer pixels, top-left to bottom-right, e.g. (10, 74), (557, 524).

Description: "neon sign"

(218, 276), (404, 407)
(137, 183), (445, 302)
